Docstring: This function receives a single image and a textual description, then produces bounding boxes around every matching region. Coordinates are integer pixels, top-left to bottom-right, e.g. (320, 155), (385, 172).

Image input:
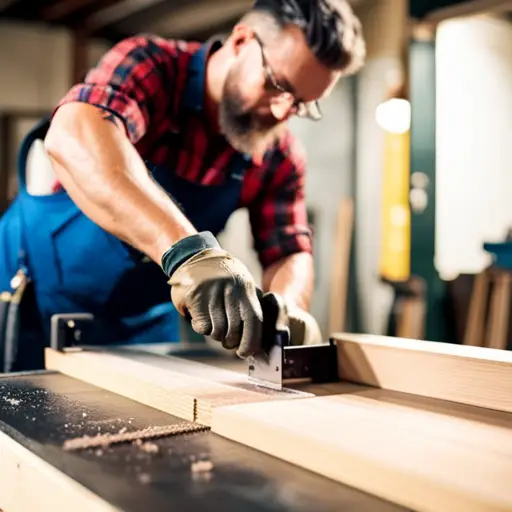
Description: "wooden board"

(328, 198), (353, 334)
(0, 430), (116, 512)
(44, 348), (310, 426)
(212, 388), (512, 512)
(333, 333), (512, 413)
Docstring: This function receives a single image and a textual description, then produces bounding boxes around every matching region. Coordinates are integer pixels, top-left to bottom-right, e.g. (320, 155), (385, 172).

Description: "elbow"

(44, 120), (72, 184)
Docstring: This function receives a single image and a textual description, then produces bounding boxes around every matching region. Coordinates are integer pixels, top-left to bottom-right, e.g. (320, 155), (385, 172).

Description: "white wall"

(435, 15), (512, 279)
(0, 21), (111, 197)
(0, 21), (111, 111)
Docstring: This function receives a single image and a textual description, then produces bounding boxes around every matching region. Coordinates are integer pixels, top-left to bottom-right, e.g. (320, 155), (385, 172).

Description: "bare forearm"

(45, 103), (197, 264)
(262, 252), (315, 311)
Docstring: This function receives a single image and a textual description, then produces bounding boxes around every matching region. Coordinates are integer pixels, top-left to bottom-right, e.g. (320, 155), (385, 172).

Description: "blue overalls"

(0, 43), (251, 369)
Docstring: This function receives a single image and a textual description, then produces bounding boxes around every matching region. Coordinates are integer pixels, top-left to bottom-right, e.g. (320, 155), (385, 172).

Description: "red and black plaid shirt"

(55, 34), (312, 268)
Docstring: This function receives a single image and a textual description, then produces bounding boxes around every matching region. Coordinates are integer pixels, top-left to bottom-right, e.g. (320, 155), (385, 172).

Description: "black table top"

(0, 371), (406, 512)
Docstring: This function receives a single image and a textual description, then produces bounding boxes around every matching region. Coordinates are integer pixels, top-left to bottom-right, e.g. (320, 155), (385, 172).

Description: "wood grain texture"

(328, 198), (353, 334)
(333, 333), (512, 413)
(44, 348), (310, 426)
(212, 391), (512, 512)
(464, 270), (489, 347)
(0, 430), (116, 512)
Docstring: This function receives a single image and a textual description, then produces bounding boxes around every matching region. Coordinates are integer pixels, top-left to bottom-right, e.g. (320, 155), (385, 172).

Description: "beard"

(219, 68), (285, 157)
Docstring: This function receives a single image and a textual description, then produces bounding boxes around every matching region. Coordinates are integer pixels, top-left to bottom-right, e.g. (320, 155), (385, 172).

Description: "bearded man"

(0, 0), (365, 370)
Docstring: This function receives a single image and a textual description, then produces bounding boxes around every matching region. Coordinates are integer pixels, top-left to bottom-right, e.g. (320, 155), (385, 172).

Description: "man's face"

(219, 24), (339, 163)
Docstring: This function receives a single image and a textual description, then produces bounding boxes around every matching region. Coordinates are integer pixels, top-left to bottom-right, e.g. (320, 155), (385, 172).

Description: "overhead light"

(375, 98), (411, 134)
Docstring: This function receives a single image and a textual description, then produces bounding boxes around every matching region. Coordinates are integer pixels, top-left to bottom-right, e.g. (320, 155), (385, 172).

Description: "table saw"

(2, 328), (512, 512)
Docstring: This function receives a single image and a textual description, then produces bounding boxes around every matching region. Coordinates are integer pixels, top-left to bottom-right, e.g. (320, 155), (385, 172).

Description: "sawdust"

(3, 396), (22, 406)
(139, 442), (159, 454)
(138, 473), (151, 484)
(191, 460), (213, 473)
(63, 422), (210, 451)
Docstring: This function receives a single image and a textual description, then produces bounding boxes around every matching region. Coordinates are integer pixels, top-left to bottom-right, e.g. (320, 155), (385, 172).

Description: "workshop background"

(1, 0), (512, 349)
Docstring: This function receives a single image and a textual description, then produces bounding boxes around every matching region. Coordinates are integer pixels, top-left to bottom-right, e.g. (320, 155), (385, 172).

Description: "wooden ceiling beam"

(135, 0), (250, 38)
(182, 17), (240, 42)
(0, 0), (22, 12)
(41, 0), (103, 22)
(84, 0), (169, 31)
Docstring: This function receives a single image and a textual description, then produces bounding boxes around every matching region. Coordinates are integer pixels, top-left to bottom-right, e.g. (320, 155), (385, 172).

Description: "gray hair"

(239, 0), (366, 76)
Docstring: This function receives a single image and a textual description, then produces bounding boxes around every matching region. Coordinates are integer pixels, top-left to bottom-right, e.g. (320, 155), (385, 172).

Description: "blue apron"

(0, 70), (250, 368)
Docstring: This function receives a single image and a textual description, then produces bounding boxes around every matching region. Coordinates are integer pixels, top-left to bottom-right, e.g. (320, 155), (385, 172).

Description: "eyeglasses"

(254, 33), (322, 122)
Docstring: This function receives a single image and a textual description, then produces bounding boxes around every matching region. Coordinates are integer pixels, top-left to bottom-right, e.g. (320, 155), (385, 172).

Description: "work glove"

(166, 244), (263, 358)
(286, 302), (323, 346)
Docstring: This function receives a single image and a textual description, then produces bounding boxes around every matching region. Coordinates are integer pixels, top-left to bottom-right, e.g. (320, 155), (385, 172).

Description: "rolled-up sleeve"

(249, 132), (313, 269)
(54, 34), (177, 144)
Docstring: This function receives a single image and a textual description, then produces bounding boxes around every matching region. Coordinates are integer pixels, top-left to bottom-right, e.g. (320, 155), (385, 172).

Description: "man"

(0, 0), (365, 370)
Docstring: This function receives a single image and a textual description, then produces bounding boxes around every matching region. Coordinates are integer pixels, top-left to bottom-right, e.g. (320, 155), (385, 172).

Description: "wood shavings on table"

(63, 422), (210, 451)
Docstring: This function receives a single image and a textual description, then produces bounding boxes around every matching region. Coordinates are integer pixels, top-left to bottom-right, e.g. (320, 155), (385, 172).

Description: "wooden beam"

(333, 333), (512, 413)
(85, 0), (168, 31)
(41, 0), (103, 22)
(143, 0), (249, 38)
(212, 388), (512, 512)
(71, 27), (90, 84)
(0, 0), (21, 12)
(44, 348), (310, 426)
(328, 198), (354, 334)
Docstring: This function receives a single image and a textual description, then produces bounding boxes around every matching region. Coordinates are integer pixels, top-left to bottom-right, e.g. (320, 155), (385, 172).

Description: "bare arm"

(262, 252), (315, 311)
(45, 102), (197, 264)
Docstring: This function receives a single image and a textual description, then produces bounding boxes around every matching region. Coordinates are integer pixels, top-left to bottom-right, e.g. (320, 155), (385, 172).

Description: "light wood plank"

(44, 348), (310, 426)
(328, 198), (353, 334)
(212, 393), (512, 512)
(333, 332), (512, 413)
(0, 430), (116, 512)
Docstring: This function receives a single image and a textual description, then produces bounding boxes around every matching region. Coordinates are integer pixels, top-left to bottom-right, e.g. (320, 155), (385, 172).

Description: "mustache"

(219, 86), (287, 156)
(223, 98), (277, 132)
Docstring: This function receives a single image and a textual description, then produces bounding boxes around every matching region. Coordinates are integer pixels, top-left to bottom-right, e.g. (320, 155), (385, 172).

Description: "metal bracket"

(282, 339), (339, 383)
(50, 313), (95, 352)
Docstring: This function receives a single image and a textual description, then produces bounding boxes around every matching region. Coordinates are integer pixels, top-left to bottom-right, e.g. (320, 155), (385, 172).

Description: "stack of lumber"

(45, 334), (512, 512)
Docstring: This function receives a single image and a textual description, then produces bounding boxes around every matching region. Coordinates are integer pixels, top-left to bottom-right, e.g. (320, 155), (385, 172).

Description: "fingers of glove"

(289, 317), (306, 345)
(208, 281), (229, 342)
(189, 286), (214, 336)
(304, 317), (323, 345)
(236, 289), (264, 359)
(223, 286), (243, 350)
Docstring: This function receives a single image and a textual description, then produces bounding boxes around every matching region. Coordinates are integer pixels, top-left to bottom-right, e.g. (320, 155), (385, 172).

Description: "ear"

(230, 23), (255, 56)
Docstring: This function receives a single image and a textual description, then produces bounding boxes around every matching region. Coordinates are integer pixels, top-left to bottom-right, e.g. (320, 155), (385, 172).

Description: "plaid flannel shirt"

(55, 34), (313, 268)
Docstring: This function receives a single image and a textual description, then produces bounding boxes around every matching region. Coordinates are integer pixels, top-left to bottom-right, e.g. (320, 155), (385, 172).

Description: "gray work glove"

(286, 302), (323, 346)
(168, 248), (263, 358)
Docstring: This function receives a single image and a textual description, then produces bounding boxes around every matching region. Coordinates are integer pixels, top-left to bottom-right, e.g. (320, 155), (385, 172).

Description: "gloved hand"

(167, 247), (263, 358)
(286, 302), (323, 346)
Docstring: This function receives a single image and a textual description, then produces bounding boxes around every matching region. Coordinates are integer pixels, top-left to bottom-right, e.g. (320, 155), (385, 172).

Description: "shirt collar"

(183, 36), (224, 111)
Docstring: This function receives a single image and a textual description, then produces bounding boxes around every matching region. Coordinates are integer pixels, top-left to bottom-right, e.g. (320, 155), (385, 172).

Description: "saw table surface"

(0, 371), (406, 512)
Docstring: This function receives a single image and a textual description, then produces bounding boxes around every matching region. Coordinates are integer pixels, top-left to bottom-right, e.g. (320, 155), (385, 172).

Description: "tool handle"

(259, 291), (290, 354)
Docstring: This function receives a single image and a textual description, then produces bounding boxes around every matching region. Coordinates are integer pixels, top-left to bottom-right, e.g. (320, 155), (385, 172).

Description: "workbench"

(0, 370), (403, 512)
(2, 334), (512, 512)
